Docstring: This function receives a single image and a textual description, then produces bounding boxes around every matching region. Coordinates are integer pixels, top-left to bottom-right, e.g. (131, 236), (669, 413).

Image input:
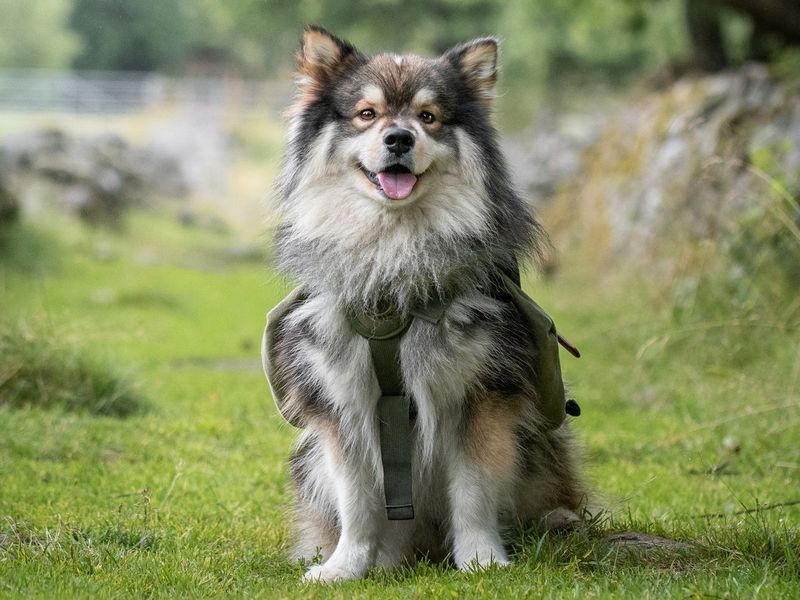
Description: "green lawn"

(1, 209), (798, 598)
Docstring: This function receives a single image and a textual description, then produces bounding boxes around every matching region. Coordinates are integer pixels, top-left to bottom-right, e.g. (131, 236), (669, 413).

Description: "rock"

(0, 129), (190, 225)
(145, 113), (228, 197)
(504, 110), (603, 208)
(513, 65), (800, 265)
(604, 531), (694, 552)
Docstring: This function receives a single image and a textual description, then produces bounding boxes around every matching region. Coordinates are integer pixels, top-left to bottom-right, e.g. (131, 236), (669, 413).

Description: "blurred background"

(0, 3), (799, 586)
(1, 0), (799, 243)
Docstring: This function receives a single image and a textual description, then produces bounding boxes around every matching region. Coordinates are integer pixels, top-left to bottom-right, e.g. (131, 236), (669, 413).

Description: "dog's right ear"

(296, 26), (360, 92)
(443, 38), (498, 108)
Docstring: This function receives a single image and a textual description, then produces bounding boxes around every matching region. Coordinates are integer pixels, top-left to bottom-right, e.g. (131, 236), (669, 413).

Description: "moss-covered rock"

(528, 65), (799, 267)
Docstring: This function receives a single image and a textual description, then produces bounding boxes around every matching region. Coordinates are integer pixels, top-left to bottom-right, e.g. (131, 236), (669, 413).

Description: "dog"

(265, 26), (585, 583)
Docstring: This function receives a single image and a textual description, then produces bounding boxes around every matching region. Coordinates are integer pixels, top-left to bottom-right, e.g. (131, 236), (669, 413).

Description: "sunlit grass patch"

(0, 321), (147, 418)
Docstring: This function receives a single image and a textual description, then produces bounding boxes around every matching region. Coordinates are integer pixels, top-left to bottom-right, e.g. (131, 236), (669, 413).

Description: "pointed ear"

(296, 26), (360, 88)
(443, 38), (498, 107)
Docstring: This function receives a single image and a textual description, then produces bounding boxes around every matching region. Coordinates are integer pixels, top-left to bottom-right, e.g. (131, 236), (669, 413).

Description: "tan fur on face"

(360, 85), (387, 113)
(353, 85), (388, 130)
(411, 88), (437, 107)
(411, 88), (442, 131)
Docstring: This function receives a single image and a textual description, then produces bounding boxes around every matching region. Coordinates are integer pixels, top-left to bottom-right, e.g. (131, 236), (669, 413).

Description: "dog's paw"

(540, 507), (583, 533)
(301, 563), (359, 584)
(456, 549), (511, 572)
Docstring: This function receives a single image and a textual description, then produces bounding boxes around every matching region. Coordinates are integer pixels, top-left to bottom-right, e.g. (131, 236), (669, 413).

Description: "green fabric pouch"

(498, 273), (568, 429)
(261, 286), (308, 428)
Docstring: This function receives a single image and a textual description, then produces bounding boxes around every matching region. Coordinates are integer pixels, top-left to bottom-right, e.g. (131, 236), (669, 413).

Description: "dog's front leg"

(302, 444), (382, 583)
(447, 395), (522, 570)
(447, 453), (510, 570)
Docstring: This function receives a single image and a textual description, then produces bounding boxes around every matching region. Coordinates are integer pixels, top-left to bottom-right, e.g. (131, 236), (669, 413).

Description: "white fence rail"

(0, 69), (293, 114)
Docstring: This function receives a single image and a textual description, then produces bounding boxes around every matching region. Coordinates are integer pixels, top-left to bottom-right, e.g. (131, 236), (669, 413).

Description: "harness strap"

(370, 336), (414, 520)
(348, 297), (446, 521)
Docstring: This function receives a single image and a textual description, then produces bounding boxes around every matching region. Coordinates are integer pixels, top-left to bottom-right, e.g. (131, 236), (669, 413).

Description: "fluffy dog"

(266, 26), (585, 582)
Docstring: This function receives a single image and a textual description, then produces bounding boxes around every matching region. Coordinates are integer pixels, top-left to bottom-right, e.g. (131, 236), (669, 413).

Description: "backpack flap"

(261, 286), (308, 428)
(499, 273), (568, 429)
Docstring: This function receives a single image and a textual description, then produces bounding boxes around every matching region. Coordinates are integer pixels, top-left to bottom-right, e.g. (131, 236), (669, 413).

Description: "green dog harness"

(261, 270), (580, 521)
(346, 295), (447, 520)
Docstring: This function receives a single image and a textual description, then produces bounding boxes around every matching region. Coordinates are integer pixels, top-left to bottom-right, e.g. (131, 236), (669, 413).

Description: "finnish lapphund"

(264, 26), (585, 582)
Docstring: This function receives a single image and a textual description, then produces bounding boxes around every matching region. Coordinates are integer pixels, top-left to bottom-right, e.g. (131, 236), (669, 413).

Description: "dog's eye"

(359, 108), (375, 121)
(420, 111), (436, 124)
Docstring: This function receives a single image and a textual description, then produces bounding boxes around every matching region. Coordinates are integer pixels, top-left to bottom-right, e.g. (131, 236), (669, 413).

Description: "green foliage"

(0, 0), (781, 117)
(159, 0), (698, 123)
(0, 321), (146, 417)
(672, 210), (800, 329)
(500, 0), (686, 83)
(0, 218), (61, 277)
(491, 0), (690, 118)
(69, 0), (190, 71)
(57, 0), (696, 92)
(727, 206), (800, 300)
(224, 0), (694, 84)
(669, 155), (800, 375)
(0, 0), (81, 68)
(0, 177), (19, 226)
(772, 47), (800, 77)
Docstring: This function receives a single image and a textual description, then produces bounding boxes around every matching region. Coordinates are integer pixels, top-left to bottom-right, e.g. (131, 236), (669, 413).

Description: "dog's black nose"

(383, 127), (414, 156)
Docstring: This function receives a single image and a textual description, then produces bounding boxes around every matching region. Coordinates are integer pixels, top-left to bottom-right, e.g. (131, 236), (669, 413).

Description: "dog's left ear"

(443, 38), (498, 107)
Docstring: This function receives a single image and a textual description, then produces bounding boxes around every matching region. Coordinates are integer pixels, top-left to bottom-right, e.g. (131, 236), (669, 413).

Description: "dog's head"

(280, 26), (500, 212)
(277, 27), (538, 307)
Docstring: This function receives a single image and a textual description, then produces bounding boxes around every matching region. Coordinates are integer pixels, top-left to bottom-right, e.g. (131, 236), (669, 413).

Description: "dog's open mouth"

(359, 164), (419, 201)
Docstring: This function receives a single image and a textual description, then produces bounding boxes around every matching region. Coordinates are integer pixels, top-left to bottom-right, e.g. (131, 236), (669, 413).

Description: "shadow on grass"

(0, 321), (148, 418)
(503, 513), (800, 579)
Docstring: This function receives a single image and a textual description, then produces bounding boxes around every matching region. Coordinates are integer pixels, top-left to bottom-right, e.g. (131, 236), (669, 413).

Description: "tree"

(684, 0), (800, 72)
(686, 0), (729, 71)
(70, 0), (190, 71)
(716, 0), (800, 43)
(0, 0), (80, 68)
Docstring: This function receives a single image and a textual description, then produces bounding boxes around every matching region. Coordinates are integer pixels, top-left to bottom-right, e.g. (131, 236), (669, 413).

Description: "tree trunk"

(714, 0), (800, 43)
(0, 173), (20, 227)
(686, 0), (729, 71)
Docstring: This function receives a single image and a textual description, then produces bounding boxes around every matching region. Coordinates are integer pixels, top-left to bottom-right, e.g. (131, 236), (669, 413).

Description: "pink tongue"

(377, 171), (417, 200)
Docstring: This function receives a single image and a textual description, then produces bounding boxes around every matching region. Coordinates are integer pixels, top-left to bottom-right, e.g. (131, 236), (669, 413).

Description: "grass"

(0, 207), (798, 598)
(0, 320), (147, 418)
